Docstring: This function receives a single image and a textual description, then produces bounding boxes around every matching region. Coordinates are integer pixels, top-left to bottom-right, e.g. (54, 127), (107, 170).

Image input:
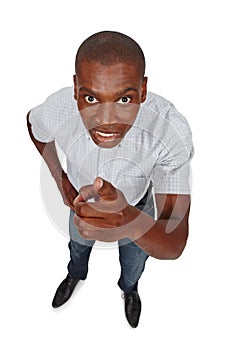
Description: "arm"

(26, 111), (78, 209)
(132, 193), (191, 260)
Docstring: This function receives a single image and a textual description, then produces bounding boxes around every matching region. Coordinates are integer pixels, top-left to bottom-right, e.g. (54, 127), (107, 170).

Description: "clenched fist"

(73, 177), (140, 242)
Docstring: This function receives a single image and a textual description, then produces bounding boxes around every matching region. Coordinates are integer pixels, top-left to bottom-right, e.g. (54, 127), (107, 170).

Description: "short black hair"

(75, 31), (145, 78)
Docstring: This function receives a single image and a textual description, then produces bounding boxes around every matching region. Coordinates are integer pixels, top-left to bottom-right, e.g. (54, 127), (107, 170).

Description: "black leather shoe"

(124, 290), (142, 328)
(52, 274), (80, 308)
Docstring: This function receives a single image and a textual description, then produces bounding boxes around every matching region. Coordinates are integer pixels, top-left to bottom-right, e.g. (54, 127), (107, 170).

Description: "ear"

(73, 74), (78, 101)
(140, 77), (148, 103)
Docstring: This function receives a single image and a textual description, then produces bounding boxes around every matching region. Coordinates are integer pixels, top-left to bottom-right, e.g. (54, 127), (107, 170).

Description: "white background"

(1, 0), (232, 349)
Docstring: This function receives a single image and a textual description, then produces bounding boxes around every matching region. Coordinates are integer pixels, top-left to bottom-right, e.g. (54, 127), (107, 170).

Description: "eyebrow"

(79, 86), (138, 96)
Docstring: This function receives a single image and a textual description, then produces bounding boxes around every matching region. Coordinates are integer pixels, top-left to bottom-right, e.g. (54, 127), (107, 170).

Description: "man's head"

(73, 31), (147, 148)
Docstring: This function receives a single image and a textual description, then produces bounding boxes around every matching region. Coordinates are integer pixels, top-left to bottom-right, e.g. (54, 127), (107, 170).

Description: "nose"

(95, 102), (118, 125)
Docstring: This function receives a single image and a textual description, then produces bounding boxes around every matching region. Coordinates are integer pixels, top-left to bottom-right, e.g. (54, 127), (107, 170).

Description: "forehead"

(76, 61), (142, 92)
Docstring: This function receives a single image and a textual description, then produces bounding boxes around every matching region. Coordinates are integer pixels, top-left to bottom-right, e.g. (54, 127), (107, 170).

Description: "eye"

(85, 95), (99, 104)
(117, 96), (131, 104)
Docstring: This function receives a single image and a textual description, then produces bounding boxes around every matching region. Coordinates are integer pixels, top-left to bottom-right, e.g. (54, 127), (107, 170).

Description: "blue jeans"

(68, 183), (155, 294)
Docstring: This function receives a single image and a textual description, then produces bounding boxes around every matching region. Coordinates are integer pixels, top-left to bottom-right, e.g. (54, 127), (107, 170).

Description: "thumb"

(94, 177), (118, 201)
(73, 183), (99, 206)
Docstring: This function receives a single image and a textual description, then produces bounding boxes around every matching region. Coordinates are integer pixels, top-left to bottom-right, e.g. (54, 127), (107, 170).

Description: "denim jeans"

(67, 182), (155, 294)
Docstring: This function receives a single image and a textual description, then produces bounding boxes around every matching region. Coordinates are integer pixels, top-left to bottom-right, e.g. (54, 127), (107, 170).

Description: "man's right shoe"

(52, 274), (80, 308)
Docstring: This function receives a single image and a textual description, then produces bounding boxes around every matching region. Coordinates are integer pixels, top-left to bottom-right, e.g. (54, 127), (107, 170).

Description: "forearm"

(130, 210), (189, 260)
(26, 111), (63, 181)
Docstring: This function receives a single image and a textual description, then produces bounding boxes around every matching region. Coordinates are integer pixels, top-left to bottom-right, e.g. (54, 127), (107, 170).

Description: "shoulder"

(143, 91), (172, 111)
(29, 86), (80, 141)
(139, 91), (193, 142)
(45, 86), (73, 103)
(37, 87), (79, 132)
(44, 86), (76, 115)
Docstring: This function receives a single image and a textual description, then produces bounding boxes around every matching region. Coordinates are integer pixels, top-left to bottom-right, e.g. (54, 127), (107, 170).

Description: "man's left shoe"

(124, 290), (142, 328)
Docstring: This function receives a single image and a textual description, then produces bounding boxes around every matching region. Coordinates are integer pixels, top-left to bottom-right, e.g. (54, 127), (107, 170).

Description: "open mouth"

(92, 129), (121, 142)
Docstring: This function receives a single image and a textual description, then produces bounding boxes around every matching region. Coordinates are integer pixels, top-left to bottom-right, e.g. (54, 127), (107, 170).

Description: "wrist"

(122, 206), (142, 240)
(129, 209), (155, 241)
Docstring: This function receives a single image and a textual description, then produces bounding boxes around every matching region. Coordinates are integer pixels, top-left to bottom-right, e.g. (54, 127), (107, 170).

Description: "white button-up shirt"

(29, 87), (194, 205)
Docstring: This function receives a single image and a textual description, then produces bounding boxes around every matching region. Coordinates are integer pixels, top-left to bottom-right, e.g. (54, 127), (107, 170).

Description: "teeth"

(96, 131), (115, 137)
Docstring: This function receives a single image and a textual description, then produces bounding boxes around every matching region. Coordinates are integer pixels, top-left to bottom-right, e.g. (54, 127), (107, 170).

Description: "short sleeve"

(29, 102), (55, 143)
(152, 105), (194, 194)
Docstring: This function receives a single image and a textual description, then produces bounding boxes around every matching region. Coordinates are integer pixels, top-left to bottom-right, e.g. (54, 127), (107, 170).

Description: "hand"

(55, 171), (78, 210)
(73, 177), (140, 242)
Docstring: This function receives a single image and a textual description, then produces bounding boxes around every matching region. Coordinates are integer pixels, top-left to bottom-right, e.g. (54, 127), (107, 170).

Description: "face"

(73, 60), (147, 148)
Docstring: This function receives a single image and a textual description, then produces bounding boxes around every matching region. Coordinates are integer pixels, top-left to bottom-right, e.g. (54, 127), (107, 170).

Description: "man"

(27, 31), (194, 328)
